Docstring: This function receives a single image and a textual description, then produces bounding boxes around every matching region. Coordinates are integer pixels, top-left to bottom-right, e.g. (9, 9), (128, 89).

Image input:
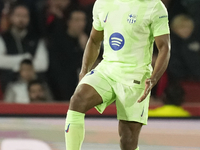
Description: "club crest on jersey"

(127, 14), (137, 24)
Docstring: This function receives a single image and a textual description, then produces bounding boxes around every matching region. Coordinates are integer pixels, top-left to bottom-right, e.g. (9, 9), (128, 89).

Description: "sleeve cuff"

(154, 30), (170, 37)
(93, 22), (104, 31)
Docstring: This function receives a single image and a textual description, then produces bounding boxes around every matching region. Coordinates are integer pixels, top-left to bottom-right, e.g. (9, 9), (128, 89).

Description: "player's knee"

(69, 92), (88, 113)
(120, 135), (137, 150)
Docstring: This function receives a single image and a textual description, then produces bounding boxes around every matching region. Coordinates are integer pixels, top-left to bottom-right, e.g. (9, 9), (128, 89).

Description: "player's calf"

(120, 134), (138, 150)
(119, 120), (142, 150)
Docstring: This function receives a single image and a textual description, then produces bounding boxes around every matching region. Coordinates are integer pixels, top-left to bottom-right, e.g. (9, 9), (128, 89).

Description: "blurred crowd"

(0, 0), (96, 103)
(0, 0), (199, 109)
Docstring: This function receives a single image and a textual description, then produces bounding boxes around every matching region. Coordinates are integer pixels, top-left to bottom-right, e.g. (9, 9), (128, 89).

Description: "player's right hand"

(137, 78), (157, 103)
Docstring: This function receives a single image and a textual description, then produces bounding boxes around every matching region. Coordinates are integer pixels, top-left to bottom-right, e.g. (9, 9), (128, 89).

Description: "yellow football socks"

(65, 110), (85, 150)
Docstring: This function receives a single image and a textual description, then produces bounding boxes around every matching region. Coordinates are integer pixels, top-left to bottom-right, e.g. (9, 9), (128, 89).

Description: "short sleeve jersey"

(93, 0), (170, 87)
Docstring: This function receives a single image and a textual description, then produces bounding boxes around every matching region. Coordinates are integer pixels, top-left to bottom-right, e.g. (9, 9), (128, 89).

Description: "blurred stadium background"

(0, 0), (200, 149)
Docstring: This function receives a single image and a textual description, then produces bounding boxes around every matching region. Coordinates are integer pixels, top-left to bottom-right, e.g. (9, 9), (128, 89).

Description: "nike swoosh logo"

(104, 13), (109, 23)
(65, 124), (70, 133)
(141, 107), (144, 117)
(90, 70), (94, 75)
(87, 70), (95, 76)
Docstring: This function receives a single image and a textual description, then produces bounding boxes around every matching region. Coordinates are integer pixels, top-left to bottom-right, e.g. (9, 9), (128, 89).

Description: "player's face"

(10, 6), (30, 30)
(68, 11), (86, 35)
(20, 64), (35, 82)
(29, 84), (46, 102)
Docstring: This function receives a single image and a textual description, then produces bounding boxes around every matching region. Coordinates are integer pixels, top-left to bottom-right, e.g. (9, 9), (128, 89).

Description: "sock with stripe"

(65, 110), (85, 150)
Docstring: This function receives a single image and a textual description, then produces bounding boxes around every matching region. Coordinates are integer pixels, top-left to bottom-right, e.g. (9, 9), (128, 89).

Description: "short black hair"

(20, 59), (33, 66)
(28, 79), (44, 91)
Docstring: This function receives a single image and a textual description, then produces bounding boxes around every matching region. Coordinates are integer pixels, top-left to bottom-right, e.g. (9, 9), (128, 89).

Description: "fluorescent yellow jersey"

(93, 0), (170, 87)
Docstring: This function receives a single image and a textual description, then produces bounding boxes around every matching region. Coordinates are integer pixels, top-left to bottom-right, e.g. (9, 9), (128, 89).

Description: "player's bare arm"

(79, 27), (103, 82)
(138, 34), (171, 103)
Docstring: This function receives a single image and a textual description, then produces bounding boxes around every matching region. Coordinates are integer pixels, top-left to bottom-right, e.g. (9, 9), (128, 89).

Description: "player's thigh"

(118, 120), (142, 149)
(69, 70), (114, 113)
(69, 84), (103, 113)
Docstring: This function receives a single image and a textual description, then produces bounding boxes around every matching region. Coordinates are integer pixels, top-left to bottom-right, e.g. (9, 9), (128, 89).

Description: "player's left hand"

(138, 78), (157, 103)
